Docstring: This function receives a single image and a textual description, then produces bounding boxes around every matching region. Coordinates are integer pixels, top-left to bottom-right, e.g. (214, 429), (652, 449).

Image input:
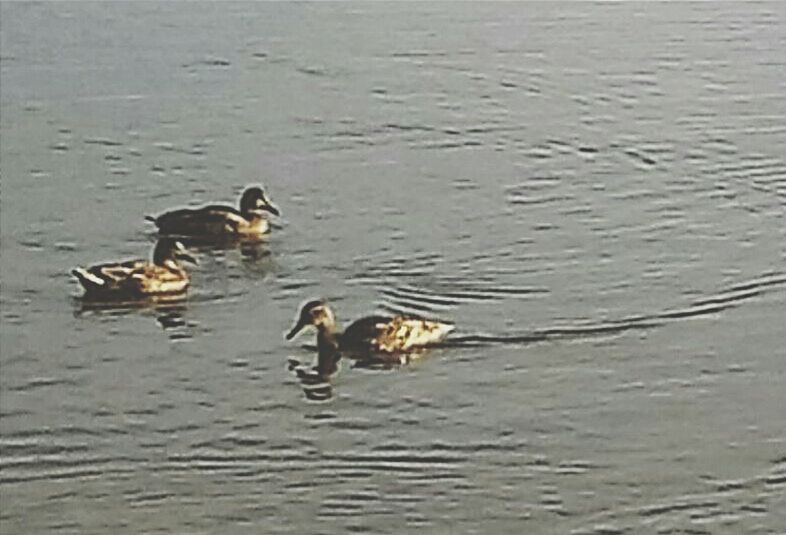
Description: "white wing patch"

(98, 262), (142, 282)
(221, 211), (248, 231)
(74, 260), (189, 297)
(75, 268), (106, 286)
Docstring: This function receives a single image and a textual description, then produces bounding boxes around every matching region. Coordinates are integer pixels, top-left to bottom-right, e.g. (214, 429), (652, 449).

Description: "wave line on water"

(444, 271), (786, 347)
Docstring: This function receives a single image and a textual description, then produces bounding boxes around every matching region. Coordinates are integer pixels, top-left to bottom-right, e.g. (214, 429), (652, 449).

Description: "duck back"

(127, 264), (190, 295)
(339, 315), (453, 354)
(153, 205), (270, 237)
(152, 206), (246, 235)
(340, 315), (392, 352)
(73, 260), (188, 298)
(72, 258), (145, 293)
(375, 317), (455, 353)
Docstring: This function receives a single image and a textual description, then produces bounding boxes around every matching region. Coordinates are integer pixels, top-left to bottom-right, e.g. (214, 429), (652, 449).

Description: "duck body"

(72, 239), (197, 300)
(146, 186), (279, 238)
(286, 300), (454, 359)
(340, 315), (455, 354)
(148, 205), (270, 237)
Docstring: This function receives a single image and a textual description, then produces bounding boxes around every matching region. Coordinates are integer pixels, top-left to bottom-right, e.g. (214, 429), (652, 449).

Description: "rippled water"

(2, 3), (785, 533)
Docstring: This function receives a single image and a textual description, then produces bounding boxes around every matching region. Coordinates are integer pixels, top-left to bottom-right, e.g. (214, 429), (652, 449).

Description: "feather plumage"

(287, 300), (454, 360)
(147, 186), (279, 238)
(72, 239), (196, 299)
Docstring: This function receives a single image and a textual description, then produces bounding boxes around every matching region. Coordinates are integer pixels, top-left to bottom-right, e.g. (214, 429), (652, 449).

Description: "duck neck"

(316, 326), (341, 376)
(316, 325), (340, 351)
(241, 209), (264, 223)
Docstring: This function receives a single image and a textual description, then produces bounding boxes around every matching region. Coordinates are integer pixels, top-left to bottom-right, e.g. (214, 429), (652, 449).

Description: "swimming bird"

(285, 300), (455, 359)
(145, 186), (280, 238)
(71, 238), (197, 299)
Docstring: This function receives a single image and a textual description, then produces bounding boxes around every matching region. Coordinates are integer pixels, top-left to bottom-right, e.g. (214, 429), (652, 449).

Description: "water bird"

(285, 300), (455, 359)
(71, 238), (197, 299)
(146, 185), (280, 238)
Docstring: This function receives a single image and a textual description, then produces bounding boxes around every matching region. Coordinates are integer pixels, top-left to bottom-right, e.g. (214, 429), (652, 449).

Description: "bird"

(285, 299), (455, 360)
(71, 238), (197, 299)
(145, 185), (280, 238)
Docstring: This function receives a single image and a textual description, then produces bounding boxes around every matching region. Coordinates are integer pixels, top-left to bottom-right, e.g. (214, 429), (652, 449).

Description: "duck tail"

(436, 322), (456, 341)
(144, 215), (156, 223)
(71, 268), (105, 289)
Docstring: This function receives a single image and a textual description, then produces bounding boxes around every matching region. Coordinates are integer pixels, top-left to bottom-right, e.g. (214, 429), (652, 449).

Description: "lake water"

(1, 3), (785, 533)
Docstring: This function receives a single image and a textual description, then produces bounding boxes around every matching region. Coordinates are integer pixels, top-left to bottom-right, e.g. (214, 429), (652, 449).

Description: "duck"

(285, 300), (455, 360)
(71, 238), (197, 299)
(145, 185), (280, 238)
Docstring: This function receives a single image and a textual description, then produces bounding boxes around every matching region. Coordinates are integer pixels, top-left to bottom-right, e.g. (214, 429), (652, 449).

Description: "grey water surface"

(1, 3), (785, 534)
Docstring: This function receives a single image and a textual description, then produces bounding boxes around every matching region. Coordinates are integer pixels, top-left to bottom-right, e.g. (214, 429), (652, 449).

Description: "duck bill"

(262, 204), (280, 217)
(179, 252), (198, 265)
(286, 318), (308, 340)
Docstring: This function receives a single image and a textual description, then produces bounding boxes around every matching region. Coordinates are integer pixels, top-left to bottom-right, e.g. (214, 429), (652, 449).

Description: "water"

(1, 3), (785, 533)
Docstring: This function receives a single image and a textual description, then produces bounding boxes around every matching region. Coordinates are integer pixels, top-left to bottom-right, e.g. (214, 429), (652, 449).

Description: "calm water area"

(1, 3), (785, 533)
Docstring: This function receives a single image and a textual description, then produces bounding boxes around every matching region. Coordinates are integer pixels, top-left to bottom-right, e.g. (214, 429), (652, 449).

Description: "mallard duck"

(285, 300), (455, 358)
(145, 186), (280, 237)
(71, 238), (197, 299)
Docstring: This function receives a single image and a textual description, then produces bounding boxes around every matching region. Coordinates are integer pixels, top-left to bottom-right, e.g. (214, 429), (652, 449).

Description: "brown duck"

(286, 300), (455, 361)
(146, 185), (280, 238)
(71, 238), (197, 299)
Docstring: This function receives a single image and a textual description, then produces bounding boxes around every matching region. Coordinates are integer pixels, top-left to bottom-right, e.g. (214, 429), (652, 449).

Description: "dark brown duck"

(146, 185), (280, 238)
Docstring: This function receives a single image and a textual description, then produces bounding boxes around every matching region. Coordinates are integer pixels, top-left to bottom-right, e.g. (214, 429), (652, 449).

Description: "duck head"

(240, 186), (280, 217)
(152, 238), (198, 267)
(286, 299), (336, 340)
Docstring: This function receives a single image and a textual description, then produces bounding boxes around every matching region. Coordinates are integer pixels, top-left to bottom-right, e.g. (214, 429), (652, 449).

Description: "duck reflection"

(74, 297), (192, 337)
(287, 354), (338, 402)
(172, 235), (275, 277)
(71, 238), (198, 336)
(143, 184), (281, 267)
(286, 329), (342, 401)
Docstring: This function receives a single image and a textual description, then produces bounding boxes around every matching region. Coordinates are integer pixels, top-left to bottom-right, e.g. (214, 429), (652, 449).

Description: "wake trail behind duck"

(443, 271), (786, 348)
